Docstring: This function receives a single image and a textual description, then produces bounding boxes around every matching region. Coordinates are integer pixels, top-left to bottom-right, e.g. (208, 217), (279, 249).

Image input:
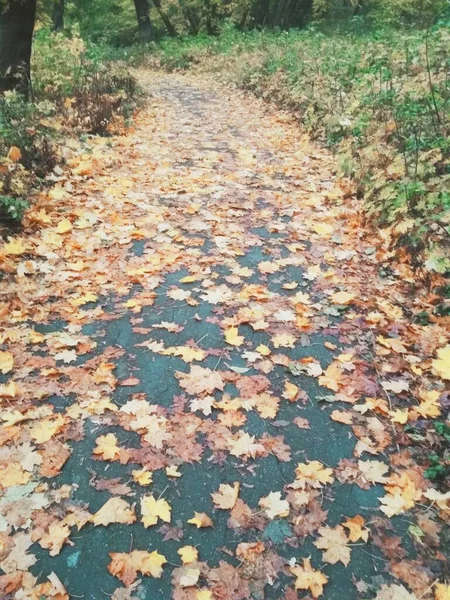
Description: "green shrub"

(0, 195), (29, 224)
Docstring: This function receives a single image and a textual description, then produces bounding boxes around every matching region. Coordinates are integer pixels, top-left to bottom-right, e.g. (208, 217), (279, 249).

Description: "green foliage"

(312, 0), (448, 25)
(0, 195), (29, 223)
(65, 0), (139, 46)
(153, 22), (450, 272)
(424, 423), (450, 480)
(0, 29), (138, 230)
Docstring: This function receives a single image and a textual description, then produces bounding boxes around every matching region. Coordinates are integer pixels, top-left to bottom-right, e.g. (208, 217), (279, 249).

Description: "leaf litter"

(0, 72), (449, 598)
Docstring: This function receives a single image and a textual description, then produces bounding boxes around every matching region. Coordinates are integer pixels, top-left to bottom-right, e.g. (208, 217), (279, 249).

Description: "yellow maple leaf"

(166, 465), (182, 478)
(312, 222), (333, 237)
(187, 512), (213, 528)
(132, 468), (153, 486)
(435, 583), (450, 600)
(108, 550), (166, 586)
(271, 333), (296, 349)
(390, 409), (409, 424)
(228, 431), (265, 459)
(2, 462), (30, 487)
(178, 545), (198, 564)
(314, 525), (351, 565)
(162, 346), (206, 362)
(255, 344), (271, 356)
(290, 557), (328, 598)
(0, 351), (14, 374)
(0, 381), (18, 398)
(91, 498), (136, 527)
(56, 218), (72, 234)
(211, 482), (240, 510)
(380, 472), (420, 517)
(2, 238), (27, 255)
(29, 415), (66, 444)
(424, 489), (450, 511)
(330, 291), (356, 305)
(93, 433), (121, 461)
(39, 521), (71, 556)
(197, 590), (213, 600)
(282, 382), (299, 401)
(70, 292), (98, 306)
(141, 495), (171, 527)
(414, 390), (441, 419)
(342, 515), (369, 542)
(432, 345), (450, 380)
(259, 491), (290, 519)
(225, 327), (244, 346)
(176, 366), (224, 395)
(358, 460), (389, 484)
(293, 461), (334, 489)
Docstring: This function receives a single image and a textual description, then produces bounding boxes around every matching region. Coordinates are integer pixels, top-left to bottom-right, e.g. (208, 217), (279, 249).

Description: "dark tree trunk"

(51, 0), (65, 31)
(152, 0), (178, 36)
(238, 8), (250, 29)
(204, 0), (219, 35)
(133, 0), (154, 42)
(249, 0), (271, 28)
(178, 0), (200, 35)
(0, 0), (37, 95)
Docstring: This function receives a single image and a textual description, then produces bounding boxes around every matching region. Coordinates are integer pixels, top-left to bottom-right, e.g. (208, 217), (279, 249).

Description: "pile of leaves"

(0, 30), (138, 230)
(0, 71), (448, 599)
(151, 22), (450, 275)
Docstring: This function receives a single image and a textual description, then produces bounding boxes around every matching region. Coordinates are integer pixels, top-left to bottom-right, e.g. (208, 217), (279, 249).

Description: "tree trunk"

(238, 8), (250, 30)
(51, 0), (65, 31)
(204, 0), (218, 35)
(0, 0), (37, 95)
(178, 0), (200, 35)
(152, 0), (178, 36)
(249, 0), (271, 28)
(133, 0), (154, 42)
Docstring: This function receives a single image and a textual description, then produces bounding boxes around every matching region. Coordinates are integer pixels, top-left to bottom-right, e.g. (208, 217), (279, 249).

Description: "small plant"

(0, 195), (28, 223)
(424, 423), (450, 482)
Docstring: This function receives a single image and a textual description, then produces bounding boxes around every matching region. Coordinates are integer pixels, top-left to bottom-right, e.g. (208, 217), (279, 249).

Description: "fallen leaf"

(375, 584), (417, 600)
(141, 495), (171, 527)
(259, 491), (290, 519)
(289, 557), (328, 598)
(187, 512), (213, 528)
(432, 345), (450, 380)
(314, 525), (351, 565)
(7, 146), (21, 162)
(180, 567), (201, 588)
(93, 433), (121, 461)
(212, 482), (240, 510)
(108, 550), (166, 586)
(132, 468), (153, 486)
(342, 515), (369, 542)
(0, 351), (13, 374)
(225, 327), (245, 346)
(91, 498), (136, 527)
(178, 546), (198, 564)
(293, 461), (334, 489)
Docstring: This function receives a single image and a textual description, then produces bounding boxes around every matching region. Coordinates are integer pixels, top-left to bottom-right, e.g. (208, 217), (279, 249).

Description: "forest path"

(0, 73), (446, 600)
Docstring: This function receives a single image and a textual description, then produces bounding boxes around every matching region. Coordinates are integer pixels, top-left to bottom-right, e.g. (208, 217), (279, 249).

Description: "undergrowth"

(0, 30), (138, 231)
(150, 22), (450, 275)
